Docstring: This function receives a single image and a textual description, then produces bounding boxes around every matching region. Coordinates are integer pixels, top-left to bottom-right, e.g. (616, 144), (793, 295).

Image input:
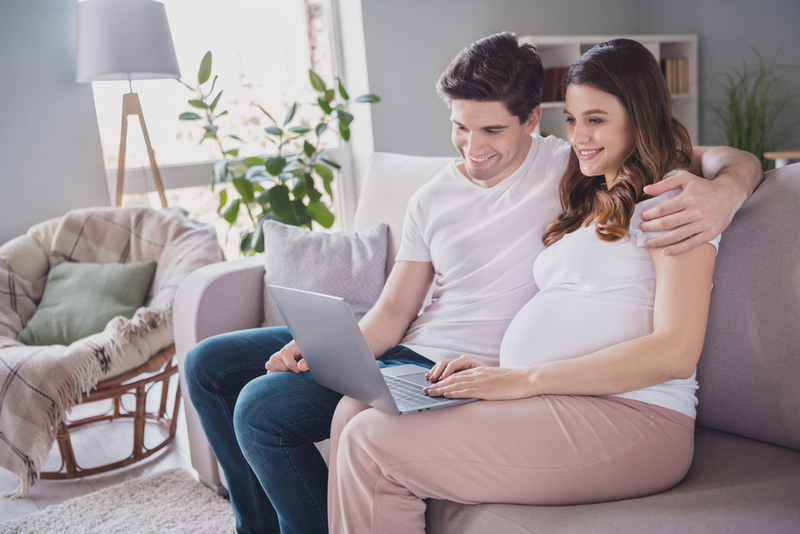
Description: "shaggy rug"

(0, 469), (235, 534)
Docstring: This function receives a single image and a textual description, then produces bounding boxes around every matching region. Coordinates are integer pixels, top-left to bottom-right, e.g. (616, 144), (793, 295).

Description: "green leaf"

(320, 156), (340, 169)
(293, 200), (313, 227)
(336, 110), (354, 127)
(257, 105), (277, 124)
(337, 78), (350, 100)
(339, 122), (351, 142)
(188, 99), (209, 109)
(256, 190), (271, 208)
(209, 90), (223, 112)
(289, 125), (311, 134)
(224, 148), (239, 157)
(315, 123), (327, 136)
(204, 124), (218, 135)
(318, 98), (332, 114)
(214, 160), (229, 183)
(217, 189), (228, 214)
(179, 112), (202, 121)
(308, 201), (335, 228)
(250, 222), (265, 253)
(355, 94), (381, 103)
(303, 140), (316, 158)
(202, 129), (217, 141)
(291, 174), (307, 198)
(222, 198), (241, 224)
(284, 102), (297, 126)
(229, 134), (244, 142)
(210, 110), (229, 121)
(323, 89), (335, 103)
(198, 51), (212, 84)
(265, 156), (287, 177)
(269, 184), (292, 216)
(309, 70), (326, 92)
(232, 177), (255, 203)
(241, 157), (265, 168)
(265, 126), (284, 136)
(240, 229), (253, 253)
(307, 182), (323, 202)
(314, 163), (334, 182)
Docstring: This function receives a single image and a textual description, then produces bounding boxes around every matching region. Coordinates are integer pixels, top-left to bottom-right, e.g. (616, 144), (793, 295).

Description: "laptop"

(267, 284), (479, 415)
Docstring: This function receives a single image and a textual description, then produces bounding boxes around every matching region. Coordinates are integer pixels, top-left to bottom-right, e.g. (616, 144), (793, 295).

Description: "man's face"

(450, 99), (540, 188)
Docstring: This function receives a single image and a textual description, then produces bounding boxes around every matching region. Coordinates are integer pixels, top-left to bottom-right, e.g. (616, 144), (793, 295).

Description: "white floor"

(0, 385), (199, 523)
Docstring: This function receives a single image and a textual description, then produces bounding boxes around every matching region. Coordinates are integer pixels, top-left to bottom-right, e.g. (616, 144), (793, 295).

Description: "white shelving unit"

(519, 35), (698, 144)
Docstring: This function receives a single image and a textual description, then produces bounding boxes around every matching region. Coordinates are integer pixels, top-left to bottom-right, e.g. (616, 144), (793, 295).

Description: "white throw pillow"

(261, 221), (388, 327)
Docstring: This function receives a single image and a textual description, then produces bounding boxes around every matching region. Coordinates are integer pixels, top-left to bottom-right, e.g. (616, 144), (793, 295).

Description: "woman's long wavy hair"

(542, 39), (693, 246)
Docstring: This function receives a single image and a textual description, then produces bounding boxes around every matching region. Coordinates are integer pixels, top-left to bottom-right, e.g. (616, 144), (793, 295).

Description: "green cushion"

(17, 260), (157, 346)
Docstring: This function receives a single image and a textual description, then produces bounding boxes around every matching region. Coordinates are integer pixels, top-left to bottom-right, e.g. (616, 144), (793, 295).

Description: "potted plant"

(179, 52), (380, 255)
(707, 47), (799, 171)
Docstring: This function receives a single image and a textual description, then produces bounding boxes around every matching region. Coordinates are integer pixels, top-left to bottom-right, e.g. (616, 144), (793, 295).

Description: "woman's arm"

(425, 243), (717, 400)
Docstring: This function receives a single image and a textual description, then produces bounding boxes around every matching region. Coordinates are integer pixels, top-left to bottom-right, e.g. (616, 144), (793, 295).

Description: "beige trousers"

(328, 394), (694, 534)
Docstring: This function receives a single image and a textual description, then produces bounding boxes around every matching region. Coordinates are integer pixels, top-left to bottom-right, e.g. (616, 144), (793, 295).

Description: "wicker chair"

(0, 208), (223, 492)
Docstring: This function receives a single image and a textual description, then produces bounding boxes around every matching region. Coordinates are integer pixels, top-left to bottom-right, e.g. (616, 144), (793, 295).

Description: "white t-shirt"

(396, 134), (571, 365)
(500, 190), (721, 419)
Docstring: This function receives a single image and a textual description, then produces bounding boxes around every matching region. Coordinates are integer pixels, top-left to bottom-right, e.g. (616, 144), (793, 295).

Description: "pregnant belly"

(499, 289), (653, 369)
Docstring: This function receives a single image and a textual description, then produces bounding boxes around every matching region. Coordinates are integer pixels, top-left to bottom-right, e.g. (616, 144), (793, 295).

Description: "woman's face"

(564, 84), (634, 186)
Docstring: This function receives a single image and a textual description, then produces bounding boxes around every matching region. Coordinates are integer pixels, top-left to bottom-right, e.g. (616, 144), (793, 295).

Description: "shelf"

(521, 34), (698, 144)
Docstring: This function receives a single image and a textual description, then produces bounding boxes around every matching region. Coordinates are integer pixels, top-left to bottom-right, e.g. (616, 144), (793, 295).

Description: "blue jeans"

(183, 326), (433, 534)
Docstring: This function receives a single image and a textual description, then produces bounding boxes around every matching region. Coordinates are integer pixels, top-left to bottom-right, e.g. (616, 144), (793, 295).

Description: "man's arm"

(359, 260), (434, 358)
(265, 260), (434, 373)
(639, 146), (763, 255)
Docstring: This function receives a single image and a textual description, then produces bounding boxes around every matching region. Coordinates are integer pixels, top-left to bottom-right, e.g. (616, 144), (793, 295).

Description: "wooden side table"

(764, 149), (800, 168)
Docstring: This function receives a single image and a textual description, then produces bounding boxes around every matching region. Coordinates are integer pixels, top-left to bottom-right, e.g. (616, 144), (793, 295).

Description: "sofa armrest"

(174, 256), (265, 492)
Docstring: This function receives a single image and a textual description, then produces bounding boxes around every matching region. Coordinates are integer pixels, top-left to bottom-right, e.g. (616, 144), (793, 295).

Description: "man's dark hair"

(437, 32), (544, 123)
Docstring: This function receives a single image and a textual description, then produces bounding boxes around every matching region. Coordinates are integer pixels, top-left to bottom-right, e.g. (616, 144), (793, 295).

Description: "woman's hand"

(425, 354), (485, 383)
(424, 357), (535, 401)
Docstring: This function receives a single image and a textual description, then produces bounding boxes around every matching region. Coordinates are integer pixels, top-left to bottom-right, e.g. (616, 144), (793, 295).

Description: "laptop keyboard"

(385, 375), (454, 411)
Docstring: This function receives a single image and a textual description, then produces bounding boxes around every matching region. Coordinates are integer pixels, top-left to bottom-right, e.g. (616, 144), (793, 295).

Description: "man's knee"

(183, 335), (227, 394)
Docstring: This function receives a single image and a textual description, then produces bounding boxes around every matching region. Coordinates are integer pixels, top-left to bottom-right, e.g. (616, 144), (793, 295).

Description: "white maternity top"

(499, 189), (720, 419)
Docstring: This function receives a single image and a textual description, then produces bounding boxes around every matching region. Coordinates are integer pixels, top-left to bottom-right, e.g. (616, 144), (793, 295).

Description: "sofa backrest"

(696, 163), (800, 452)
(353, 152), (453, 277)
(354, 152), (800, 452)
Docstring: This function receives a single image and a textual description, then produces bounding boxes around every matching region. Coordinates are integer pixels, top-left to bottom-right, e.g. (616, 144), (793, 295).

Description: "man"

(184, 32), (762, 534)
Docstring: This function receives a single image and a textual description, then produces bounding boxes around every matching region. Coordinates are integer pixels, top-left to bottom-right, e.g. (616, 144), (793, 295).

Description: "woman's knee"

(331, 397), (371, 442)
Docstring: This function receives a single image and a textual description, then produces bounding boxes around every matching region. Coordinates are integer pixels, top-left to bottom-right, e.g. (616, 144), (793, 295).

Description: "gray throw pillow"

(261, 221), (388, 327)
(18, 259), (157, 346)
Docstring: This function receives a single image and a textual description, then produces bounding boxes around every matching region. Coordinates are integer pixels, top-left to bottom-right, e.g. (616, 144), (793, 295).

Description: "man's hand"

(640, 170), (743, 256)
(265, 340), (308, 374)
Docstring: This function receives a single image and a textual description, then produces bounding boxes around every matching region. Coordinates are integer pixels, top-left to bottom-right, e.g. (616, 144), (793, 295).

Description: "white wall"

(0, 0), (108, 246)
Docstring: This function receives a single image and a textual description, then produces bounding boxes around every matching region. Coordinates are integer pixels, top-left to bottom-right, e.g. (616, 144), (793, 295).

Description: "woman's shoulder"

(630, 189), (680, 233)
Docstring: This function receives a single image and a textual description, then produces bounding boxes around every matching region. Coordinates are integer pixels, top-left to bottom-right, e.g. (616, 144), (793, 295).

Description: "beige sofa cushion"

(426, 428), (800, 534)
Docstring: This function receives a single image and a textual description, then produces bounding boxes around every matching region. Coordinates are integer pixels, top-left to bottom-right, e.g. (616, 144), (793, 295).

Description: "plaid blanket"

(0, 207), (223, 498)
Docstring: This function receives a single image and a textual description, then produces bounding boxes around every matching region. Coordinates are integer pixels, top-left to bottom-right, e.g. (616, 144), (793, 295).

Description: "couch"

(175, 152), (800, 533)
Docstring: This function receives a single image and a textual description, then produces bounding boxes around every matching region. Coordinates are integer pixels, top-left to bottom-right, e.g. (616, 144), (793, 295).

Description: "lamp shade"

(76, 0), (180, 83)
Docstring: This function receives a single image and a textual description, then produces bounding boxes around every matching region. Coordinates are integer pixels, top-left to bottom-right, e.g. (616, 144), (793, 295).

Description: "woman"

(327, 39), (720, 534)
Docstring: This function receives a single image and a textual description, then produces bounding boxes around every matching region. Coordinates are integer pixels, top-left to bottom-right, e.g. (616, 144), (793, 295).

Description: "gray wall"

(360, 0), (642, 157)
(361, 0), (800, 155)
(0, 0), (108, 246)
(641, 0), (800, 146)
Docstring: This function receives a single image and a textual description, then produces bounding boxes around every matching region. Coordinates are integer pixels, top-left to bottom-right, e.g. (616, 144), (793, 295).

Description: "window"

(91, 0), (347, 258)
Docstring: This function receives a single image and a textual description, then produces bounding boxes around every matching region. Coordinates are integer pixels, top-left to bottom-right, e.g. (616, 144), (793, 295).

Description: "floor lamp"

(76, 0), (181, 208)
